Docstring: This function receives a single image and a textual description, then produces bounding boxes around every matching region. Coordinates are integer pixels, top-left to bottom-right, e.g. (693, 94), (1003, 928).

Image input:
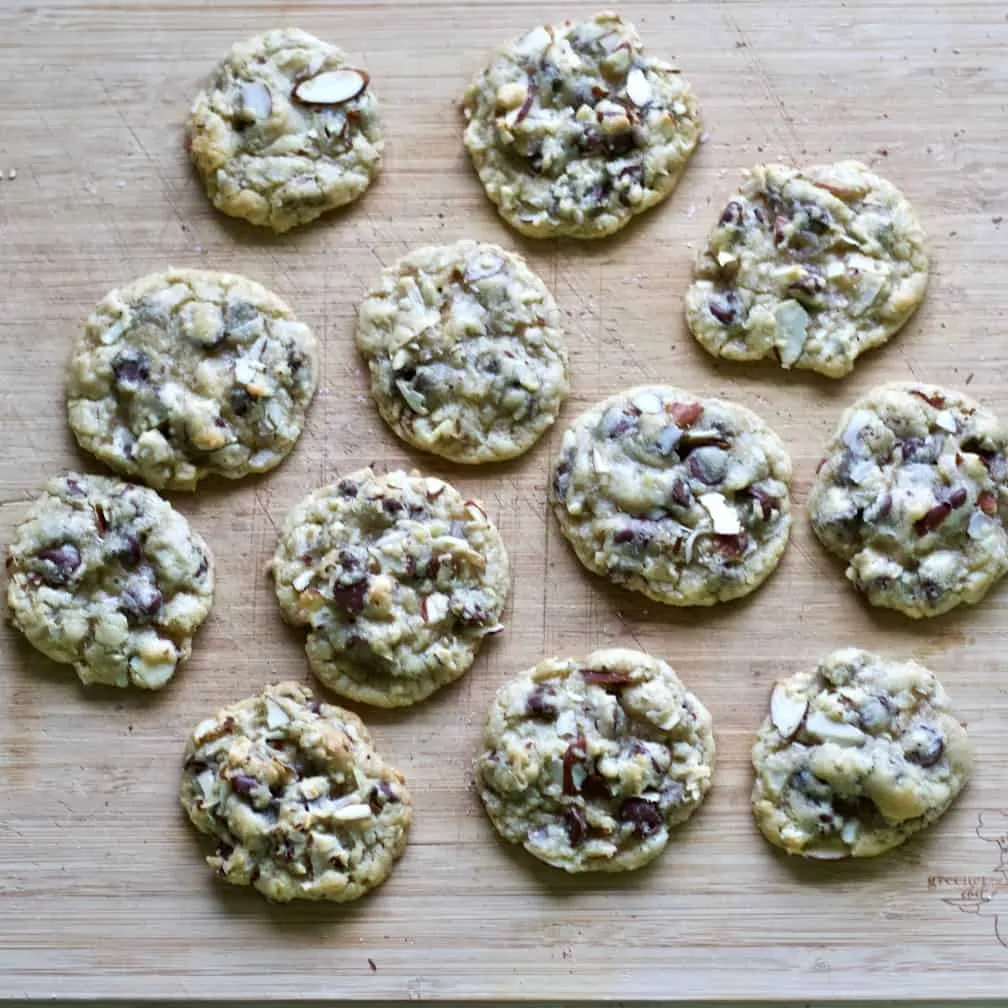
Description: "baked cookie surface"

(461, 11), (700, 238)
(476, 648), (715, 872)
(180, 681), (411, 902)
(685, 161), (928, 377)
(549, 385), (792, 605)
(6, 472), (214, 689)
(356, 240), (569, 463)
(270, 469), (509, 707)
(809, 382), (1008, 617)
(751, 648), (971, 859)
(66, 268), (318, 491)
(186, 28), (383, 232)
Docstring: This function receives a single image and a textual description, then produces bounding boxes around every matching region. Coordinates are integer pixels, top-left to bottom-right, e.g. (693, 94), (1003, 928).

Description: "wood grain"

(0, 0), (1006, 1000)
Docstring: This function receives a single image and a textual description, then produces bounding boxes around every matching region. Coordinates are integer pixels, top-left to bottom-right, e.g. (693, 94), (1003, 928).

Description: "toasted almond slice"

(264, 696), (290, 729)
(770, 683), (808, 739)
(329, 802), (373, 822)
(625, 67), (653, 106)
(699, 492), (742, 535)
(239, 80), (273, 121)
(804, 709), (866, 745)
(803, 844), (850, 860)
(294, 68), (368, 105)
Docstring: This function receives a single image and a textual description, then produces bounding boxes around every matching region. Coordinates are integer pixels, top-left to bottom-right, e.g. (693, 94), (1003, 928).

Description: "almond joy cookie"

(461, 12), (700, 238)
(180, 681), (411, 903)
(186, 28), (382, 232)
(685, 162), (928, 377)
(6, 473), (214, 689)
(356, 240), (569, 463)
(67, 269), (318, 491)
(550, 386), (793, 605)
(270, 469), (509, 707)
(476, 649), (715, 872)
(809, 382), (1008, 618)
(752, 648), (971, 859)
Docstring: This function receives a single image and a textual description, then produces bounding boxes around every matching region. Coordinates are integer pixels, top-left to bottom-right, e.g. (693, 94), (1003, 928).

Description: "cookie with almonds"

(6, 472), (214, 689)
(752, 648), (971, 859)
(270, 469), (509, 707)
(461, 12), (700, 238)
(685, 161), (928, 377)
(549, 385), (792, 605)
(809, 382), (1008, 617)
(476, 649), (715, 872)
(186, 28), (383, 232)
(180, 681), (411, 902)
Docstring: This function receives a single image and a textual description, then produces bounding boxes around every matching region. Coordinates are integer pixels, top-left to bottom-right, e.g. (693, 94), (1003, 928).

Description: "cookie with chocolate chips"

(66, 269), (318, 491)
(751, 648), (971, 859)
(356, 240), (569, 463)
(186, 28), (383, 232)
(6, 472), (214, 689)
(809, 382), (1008, 617)
(180, 681), (411, 902)
(270, 469), (509, 707)
(476, 648), (715, 872)
(685, 161), (928, 377)
(549, 385), (793, 605)
(461, 12), (700, 238)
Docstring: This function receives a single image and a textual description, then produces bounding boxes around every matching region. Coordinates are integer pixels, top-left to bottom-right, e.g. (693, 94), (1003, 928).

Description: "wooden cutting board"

(0, 0), (1006, 1000)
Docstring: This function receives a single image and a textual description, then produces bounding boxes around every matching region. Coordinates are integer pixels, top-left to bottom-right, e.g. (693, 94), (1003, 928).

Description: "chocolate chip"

(526, 686), (557, 719)
(790, 767), (832, 801)
(947, 487), (968, 509)
(553, 458), (572, 499)
(331, 580), (368, 614)
(229, 387), (253, 416)
(746, 485), (778, 520)
(112, 349), (150, 386)
(63, 478), (86, 498)
(905, 725), (944, 767)
(719, 200), (743, 226)
(36, 543), (82, 585)
(565, 805), (588, 847)
(914, 501), (952, 536)
(369, 780), (399, 814)
(382, 497), (404, 517)
(708, 292), (738, 325)
(687, 447), (728, 484)
(110, 533), (142, 568)
(979, 490), (998, 515)
(581, 668), (634, 688)
(613, 528), (636, 544)
(122, 575), (163, 622)
(619, 797), (663, 837)
(580, 769), (611, 800)
(562, 733), (587, 796)
(230, 773), (258, 795)
(900, 437), (939, 463)
(714, 533), (748, 558)
(669, 477), (692, 508)
(337, 479), (358, 498)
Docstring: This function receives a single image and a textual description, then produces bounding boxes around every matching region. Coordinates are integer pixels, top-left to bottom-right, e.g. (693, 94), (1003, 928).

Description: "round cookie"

(356, 240), (569, 463)
(461, 12), (700, 239)
(6, 472), (214, 689)
(751, 648), (971, 859)
(476, 648), (715, 872)
(270, 469), (509, 707)
(180, 681), (411, 903)
(549, 385), (793, 605)
(809, 382), (1008, 618)
(67, 269), (318, 491)
(685, 161), (928, 377)
(185, 28), (383, 232)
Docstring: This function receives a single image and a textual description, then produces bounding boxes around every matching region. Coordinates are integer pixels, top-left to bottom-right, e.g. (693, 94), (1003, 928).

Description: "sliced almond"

(329, 802), (373, 822)
(773, 298), (810, 368)
(625, 67), (653, 106)
(699, 492), (742, 535)
(239, 80), (273, 122)
(769, 684), (808, 739)
(804, 710), (866, 746)
(294, 68), (368, 106)
(264, 696), (290, 729)
(804, 844), (850, 861)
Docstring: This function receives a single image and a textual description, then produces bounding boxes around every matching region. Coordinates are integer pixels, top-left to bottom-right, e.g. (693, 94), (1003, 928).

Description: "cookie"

(809, 382), (1008, 618)
(356, 241), (569, 463)
(685, 161), (928, 377)
(476, 648), (715, 872)
(751, 648), (971, 859)
(270, 469), (509, 707)
(180, 681), (411, 903)
(6, 472), (214, 689)
(549, 385), (793, 605)
(461, 12), (700, 238)
(67, 269), (318, 491)
(185, 28), (383, 232)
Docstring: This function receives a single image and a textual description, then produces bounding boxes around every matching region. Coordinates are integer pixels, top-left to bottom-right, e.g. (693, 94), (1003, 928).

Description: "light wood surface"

(1, 0), (1007, 1000)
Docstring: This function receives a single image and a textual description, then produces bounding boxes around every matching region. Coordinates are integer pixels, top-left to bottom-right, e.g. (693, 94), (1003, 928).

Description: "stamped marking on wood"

(929, 810), (1008, 951)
